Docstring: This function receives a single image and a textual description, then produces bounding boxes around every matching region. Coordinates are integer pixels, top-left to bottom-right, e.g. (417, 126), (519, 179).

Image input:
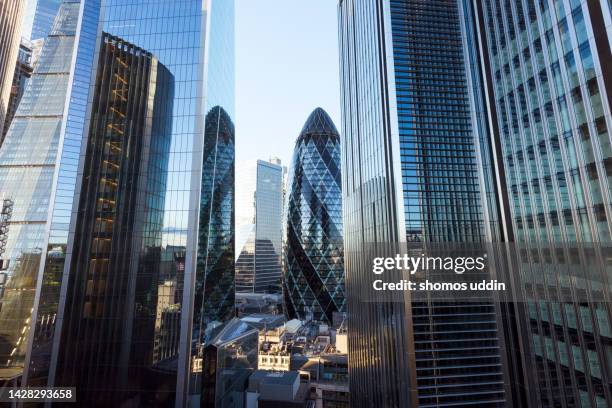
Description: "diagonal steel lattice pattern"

(283, 108), (344, 324)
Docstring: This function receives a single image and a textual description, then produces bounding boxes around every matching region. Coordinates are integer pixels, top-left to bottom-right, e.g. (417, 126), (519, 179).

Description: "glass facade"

(2, 39), (33, 143)
(235, 159), (283, 293)
(481, 0), (611, 245)
(283, 107), (345, 324)
(201, 318), (258, 408)
(0, 0), (80, 382)
(254, 160), (283, 293)
(0, 0), (26, 140)
(50, 32), (174, 404)
(30, 0), (63, 41)
(475, 0), (612, 406)
(193, 103), (235, 339)
(12, 0), (236, 406)
(338, 0), (507, 406)
(235, 223), (256, 292)
(26, 0), (102, 387)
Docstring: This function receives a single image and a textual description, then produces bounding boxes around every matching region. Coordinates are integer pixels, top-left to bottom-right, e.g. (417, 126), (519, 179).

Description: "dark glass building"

(50, 32), (173, 405)
(16, 1), (235, 406)
(0, 1), (84, 383)
(338, 0), (509, 406)
(283, 107), (345, 324)
(193, 104), (235, 333)
(201, 318), (258, 408)
(235, 159), (284, 293)
(472, 0), (612, 406)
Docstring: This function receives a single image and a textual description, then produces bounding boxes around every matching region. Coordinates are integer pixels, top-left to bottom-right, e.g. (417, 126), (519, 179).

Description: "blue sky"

(235, 0), (340, 168)
(22, 0), (338, 168)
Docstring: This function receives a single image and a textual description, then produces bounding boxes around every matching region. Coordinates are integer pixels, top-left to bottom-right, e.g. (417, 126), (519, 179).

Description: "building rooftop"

(299, 107), (339, 137)
(249, 369), (299, 386)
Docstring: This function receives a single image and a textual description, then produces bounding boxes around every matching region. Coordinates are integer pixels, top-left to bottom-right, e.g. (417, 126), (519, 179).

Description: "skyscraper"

(283, 107), (344, 325)
(2, 39), (33, 143)
(0, 0), (26, 137)
(49, 32), (174, 404)
(236, 159), (284, 293)
(30, 0), (62, 40)
(194, 103), (235, 336)
(1, 0), (236, 406)
(338, 0), (508, 406)
(472, 0), (612, 406)
(0, 0), (84, 383)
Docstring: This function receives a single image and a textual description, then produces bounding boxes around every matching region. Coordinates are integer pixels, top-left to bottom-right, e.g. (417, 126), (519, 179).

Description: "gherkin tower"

(283, 107), (344, 324)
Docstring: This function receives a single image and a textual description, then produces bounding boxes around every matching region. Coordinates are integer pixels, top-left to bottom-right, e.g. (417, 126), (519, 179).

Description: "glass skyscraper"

(473, 0), (612, 406)
(0, 0), (82, 383)
(30, 0), (63, 41)
(0, 0), (237, 405)
(49, 31), (174, 404)
(193, 103), (235, 340)
(338, 0), (508, 406)
(2, 39), (33, 143)
(283, 107), (345, 325)
(235, 159), (284, 293)
(0, 0), (26, 141)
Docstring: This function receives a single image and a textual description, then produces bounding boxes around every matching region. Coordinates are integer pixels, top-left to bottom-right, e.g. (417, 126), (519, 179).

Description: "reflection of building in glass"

(473, 0), (612, 406)
(25, 0), (103, 387)
(235, 293), (283, 317)
(283, 108), (344, 324)
(0, 1), (81, 382)
(200, 318), (258, 408)
(2, 39), (33, 143)
(236, 159), (283, 293)
(0, 0), (26, 141)
(17, 0), (235, 405)
(0, 251), (40, 382)
(30, 0), (62, 40)
(50, 32), (173, 403)
(338, 1), (509, 406)
(154, 280), (178, 361)
(153, 246), (184, 364)
(195, 105), (235, 329)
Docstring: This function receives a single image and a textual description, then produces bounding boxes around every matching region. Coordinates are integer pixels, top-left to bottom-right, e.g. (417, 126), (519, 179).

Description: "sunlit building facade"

(473, 0), (612, 406)
(1, 39), (33, 142)
(49, 32), (174, 404)
(4, 0), (237, 406)
(235, 159), (284, 293)
(30, 0), (62, 40)
(0, 0), (82, 383)
(338, 0), (508, 406)
(284, 108), (344, 324)
(0, 0), (26, 139)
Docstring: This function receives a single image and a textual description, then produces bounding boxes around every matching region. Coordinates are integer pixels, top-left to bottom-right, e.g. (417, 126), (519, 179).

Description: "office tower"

(338, 0), (509, 406)
(194, 103), (235, 332)
(15, 0), (235, 406)
(0, 0), (26, 138)
(30, 0), (62, 40)
(46, 32), (174, 404)
(283, 107), (344, 324)
(0, 0), (84, 383)
(235, 159), (284, 293)
(472, 0), (612, 406)
(2, 39), (33, 142)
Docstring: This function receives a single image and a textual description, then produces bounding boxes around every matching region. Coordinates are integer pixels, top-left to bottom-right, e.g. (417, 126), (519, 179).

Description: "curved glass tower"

(283, 107), (344, 324)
